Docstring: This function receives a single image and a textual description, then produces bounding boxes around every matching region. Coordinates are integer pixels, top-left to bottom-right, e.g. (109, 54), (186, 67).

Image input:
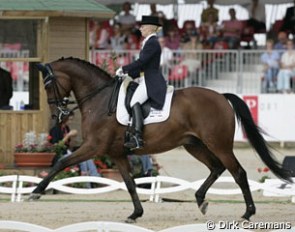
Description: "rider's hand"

(116, 67), (124, 77)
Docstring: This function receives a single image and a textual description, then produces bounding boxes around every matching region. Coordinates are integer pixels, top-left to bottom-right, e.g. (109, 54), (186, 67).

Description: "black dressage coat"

(122, 35), (167, 109)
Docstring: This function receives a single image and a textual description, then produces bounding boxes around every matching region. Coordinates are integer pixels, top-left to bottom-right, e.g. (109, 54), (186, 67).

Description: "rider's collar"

(141, 33), (157, 49)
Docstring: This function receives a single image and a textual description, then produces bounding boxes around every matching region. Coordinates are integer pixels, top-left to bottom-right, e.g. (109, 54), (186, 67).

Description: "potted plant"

(94, 155), (123, 181)
(14, 132), (66, 167)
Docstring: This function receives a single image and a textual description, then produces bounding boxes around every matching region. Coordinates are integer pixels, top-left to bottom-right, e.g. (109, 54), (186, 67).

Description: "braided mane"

(57, 56), (112, 78)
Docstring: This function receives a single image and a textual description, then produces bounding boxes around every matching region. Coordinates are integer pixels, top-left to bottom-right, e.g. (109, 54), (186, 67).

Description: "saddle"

(116, 76), (174, 126)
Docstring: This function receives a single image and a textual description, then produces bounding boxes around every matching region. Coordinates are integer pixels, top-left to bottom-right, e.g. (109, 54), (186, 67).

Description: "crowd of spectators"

(89, 0), (294, 51)
(89, 1), (295, 93)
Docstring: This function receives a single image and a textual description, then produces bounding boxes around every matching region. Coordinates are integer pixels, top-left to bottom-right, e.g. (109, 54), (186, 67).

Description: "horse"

(32, 57), (292, 223)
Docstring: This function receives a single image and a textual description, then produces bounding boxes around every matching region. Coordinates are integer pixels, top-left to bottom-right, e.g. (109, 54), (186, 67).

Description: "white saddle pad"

(116, 77), (174, 126)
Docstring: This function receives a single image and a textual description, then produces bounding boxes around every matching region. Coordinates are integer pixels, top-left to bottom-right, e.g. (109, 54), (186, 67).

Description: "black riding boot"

(124, 103), (144, 150)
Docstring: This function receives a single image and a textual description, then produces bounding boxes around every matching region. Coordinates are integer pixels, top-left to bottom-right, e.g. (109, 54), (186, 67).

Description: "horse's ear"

(36, 63), (46, 72)
(36, 63), (48, 79)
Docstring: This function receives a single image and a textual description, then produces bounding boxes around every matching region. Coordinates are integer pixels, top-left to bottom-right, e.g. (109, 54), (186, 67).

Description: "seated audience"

(277, 39), (295, 93)
(260, 39), (280, 93)
(220, 8), (243, 49)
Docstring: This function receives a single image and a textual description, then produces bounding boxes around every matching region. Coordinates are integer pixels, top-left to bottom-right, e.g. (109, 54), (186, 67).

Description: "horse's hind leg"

(184, 144), (225, 215)
(212, 149), (256, 220)
(114, 156), (143, 223)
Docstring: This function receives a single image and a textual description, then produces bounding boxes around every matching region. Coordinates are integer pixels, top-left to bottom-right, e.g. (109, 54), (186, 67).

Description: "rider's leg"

(124, 78), (148, 150)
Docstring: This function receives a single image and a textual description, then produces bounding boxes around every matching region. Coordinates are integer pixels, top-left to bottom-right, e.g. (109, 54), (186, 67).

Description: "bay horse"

(32, 57), (292, 222)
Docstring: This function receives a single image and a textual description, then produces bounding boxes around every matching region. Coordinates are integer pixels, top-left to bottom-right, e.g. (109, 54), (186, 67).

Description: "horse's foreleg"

(29, 146), (95, 200)
(114, 156), (143, 223)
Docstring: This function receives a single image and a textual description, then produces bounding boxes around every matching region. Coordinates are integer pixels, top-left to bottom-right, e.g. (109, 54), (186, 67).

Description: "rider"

(116, 15), (167, 150)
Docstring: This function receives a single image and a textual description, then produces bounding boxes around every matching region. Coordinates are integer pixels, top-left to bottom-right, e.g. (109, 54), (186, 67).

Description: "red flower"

(263, 167), (270, 173)
(64, 167), (71, 172)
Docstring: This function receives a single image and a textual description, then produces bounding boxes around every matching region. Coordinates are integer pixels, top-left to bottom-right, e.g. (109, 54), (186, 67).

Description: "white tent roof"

(96, 0), (294, 5)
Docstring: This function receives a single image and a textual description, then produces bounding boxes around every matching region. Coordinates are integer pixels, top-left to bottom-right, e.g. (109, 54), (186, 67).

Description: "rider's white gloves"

(116, 67), (128, 80)
(116, 67), (124, 76)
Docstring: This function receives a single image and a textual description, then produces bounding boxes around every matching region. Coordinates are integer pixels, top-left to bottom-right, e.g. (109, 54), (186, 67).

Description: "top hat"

(141, 16), (162, 26)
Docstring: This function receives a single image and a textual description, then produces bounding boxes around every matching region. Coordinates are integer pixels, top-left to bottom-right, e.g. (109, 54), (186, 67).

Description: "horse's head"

(37, 62), (72, 124)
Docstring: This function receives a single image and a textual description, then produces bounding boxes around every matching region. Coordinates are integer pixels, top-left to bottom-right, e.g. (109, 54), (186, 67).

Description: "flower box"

(100, 168), (122, 182)
(14, 152), (55, 167)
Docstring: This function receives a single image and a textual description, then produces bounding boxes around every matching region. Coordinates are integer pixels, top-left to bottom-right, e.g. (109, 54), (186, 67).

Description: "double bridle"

(42, 64), (117, 123)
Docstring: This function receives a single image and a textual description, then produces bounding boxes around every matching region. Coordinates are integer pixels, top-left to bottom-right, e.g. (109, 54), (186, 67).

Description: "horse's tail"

(223, 93), (292, 183)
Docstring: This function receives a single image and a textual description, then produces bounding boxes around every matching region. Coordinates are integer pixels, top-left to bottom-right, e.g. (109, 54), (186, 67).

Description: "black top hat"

(141, 16), (162, 26)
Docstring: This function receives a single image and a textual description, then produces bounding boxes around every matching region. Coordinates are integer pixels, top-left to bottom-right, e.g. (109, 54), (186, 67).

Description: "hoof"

(28, 193), (41, 201)
(125, 218), (136, 223)
(239, 218), (249, 223)
(199, 200), (208, 215)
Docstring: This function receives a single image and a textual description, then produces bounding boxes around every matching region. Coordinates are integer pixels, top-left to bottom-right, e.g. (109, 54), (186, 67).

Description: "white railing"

(0, 175), (294, 203)
(89, 49), (267, 94)
(0, 221), (294, 232)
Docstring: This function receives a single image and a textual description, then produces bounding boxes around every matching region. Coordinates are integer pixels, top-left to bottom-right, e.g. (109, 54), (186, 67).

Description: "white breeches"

(130, 77), (148, 107)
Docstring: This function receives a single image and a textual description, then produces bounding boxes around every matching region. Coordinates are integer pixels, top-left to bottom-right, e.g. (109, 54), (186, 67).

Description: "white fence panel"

(0, 175), (18, 202)
(0, 221), (52, 232)
(0, 175), (294, 203)
(1, 221), (294, 232)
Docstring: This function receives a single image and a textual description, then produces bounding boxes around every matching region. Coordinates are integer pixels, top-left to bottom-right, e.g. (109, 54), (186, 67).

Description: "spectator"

(164, 24), (181, 50)
(245, 0), (266, 33)
(201, 0), (219, 23)
(260, 39), (280, 93)
(49, 112), (100, 187)
(274, 31), (288, 52)
(159, 36), (173, 73)
(150, 3), (159, 17)
(156, 11), (167, 37)
(181, 21), (197, 39)
(128, 154), (154, 188)
(180, 29), (202, 74)
(117, 2), (136, 34)
(109, 23), (126, 50)
(90, 20), (109, 49)
(0, 67), (13, 110)
(220, 8), (243, 49)
(125, 29), (141, 50)
(281, 0), (295, 35)
(199, 12), (220, 48)
(277, 39), (295, 93)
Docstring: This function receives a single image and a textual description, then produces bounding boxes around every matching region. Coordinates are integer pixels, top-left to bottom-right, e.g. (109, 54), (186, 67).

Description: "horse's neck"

(70, 69), (113, 113)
